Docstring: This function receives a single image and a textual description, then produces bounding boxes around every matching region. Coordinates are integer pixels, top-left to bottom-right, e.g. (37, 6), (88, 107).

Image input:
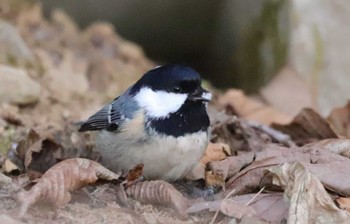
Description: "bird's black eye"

(172, 86), (181, 93)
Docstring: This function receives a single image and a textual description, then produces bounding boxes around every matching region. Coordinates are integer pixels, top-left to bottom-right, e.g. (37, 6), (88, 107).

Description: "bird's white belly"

(96, 130), (209, 181)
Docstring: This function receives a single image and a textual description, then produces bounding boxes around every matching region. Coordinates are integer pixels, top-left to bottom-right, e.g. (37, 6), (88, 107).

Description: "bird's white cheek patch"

(134, 87), (187, 118)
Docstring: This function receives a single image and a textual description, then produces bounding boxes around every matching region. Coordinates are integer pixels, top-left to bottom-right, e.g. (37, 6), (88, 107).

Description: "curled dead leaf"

(336, 197), (350, 212)
(10, 129), (61, 177)
(219, 89), (291, 125)
(220, 199), (256, 219)
(211, 114), (273, 153)
(272, 108), (338, 145)
(186, 142), (230, 181)
(125, 163), (144, 187)
(269, 162), (350, 223)
(17, 158), (120, 216)
(8, 125), (100, 178)
(126, 180), (189, 219)
(200, 142), (231, 165)
(304, 139), (350, 159)
(188, 193), (288, 223)
(327, 101), (350, 138)
(209, 151), (255, 183)
(205, 171), (225, 190)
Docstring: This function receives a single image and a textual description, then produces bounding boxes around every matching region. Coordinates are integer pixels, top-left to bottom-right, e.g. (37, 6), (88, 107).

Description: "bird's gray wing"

(79, 89), (139, 132)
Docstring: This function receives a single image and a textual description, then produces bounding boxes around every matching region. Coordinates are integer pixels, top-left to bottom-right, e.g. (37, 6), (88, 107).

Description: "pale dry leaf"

(225, 144), (350, 197)
(220, 199), (256, 219)
(219, 89), (291, 125)
(211, 115), (273, 153)
(269, 162), (350, 224)
(327, 101), (350, 138)
(336, 197), (350, 212)
(304, 139), (350, 159)
(3, 158), (19, 174)
(188, 193), (288, 223)
(126, 180), (189, 219)
(9, 128), (61, 176)
(209, 151), (255, 180)
(17, 158), (120, 216)
(205, 170), (225, 189)
(225, 145), (311, 194)
(200, 142), (231, 165)
(272, 108), (338, 145)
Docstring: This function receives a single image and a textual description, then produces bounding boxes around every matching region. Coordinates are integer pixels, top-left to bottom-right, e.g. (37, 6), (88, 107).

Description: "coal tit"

(79, 64), (211, 181)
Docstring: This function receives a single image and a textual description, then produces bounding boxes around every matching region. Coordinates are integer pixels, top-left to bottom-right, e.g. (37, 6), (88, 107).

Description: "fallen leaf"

(327, 101), (350, 138)
(8, 125), (100, 177)
(220, 199), (256, 219)
(200, 142), (231, 165)
(3, 158), (19, 174)
(9, 129), (60, 176)
(303, 139), (350, 159)
(225, 144), (350, 197)
(219, 89), (291, 125)
(336, 197), (350, 212)
(125, 163), (144, 187)
(272, 108), (338, 145)
(269, 162), (350, 223)
(17, 158), (121, 216)
(186, 142), (231, 181)
(188, 193), (288, 223)
(209, 151), (255, 180)
(211, 115), (273, 153)
(205, 171), (225, 189)
(126, 180), (189, 219)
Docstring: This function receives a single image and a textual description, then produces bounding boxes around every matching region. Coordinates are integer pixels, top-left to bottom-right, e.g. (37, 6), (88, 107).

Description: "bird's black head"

(131, 64), (211, 137)
(131, 64), (202, 95)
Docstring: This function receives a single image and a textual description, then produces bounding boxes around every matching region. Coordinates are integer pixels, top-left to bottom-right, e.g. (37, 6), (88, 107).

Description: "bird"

(79, 64), (212, 181)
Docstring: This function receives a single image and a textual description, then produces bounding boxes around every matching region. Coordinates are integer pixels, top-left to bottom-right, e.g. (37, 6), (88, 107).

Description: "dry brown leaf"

(200, 142), (231, 165)
(336, 197), (350, 212)
(209, 151), (255, 180)
(186, 142), (231, 181)
(10, 129), (61, 176)
(125, 163), (144, 187)
(8, 125), (100, 177)
(269, 162), (350, 223)
(17, 158), (121, 216)
(224, 144), (350, 197)
(272, 108), (338, 145)
(188, 193), (288, 223)
(126, 180), (189, 219)
(219, 89), (291, 125)
(304, 139), (350, 159)
(220, 200), (256, 219)
(211, 115), (273, 153)
(205, 171), (225, 189)
(3, 158), (19, 174)
(327, 101), (350, 138)
(225, 145), (310, 195)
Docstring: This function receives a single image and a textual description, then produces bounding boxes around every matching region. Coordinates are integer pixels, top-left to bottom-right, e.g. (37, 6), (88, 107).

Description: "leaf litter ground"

(1, 2), (350, 223)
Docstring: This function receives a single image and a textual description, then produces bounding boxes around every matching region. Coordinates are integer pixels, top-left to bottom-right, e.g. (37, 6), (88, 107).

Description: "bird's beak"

(188, 87), (212, 102)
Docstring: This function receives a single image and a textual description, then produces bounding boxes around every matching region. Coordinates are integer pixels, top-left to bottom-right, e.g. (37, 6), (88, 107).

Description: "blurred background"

(41, 0), (289, 92)
(0, 0), (350, 117)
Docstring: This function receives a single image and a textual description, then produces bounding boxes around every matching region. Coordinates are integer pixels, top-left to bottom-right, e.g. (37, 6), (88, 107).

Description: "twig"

(245, 186), (265, 206)
(209, 188), (236, 224)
